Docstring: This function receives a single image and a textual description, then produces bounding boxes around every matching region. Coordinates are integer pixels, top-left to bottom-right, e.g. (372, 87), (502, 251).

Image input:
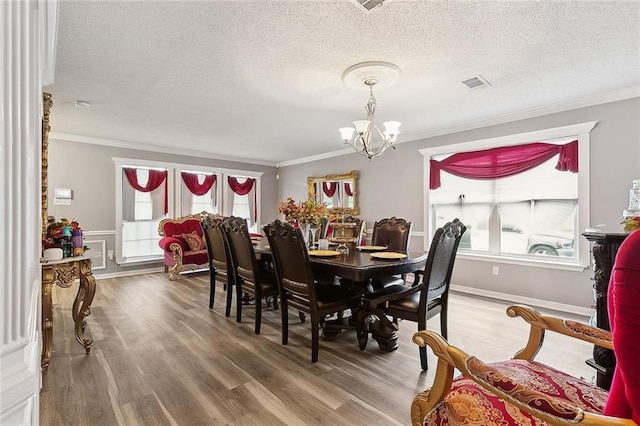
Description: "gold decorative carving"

(41, 257), (96, 373)
(42, 92), (52, 240)
(307, 170), (358, 216)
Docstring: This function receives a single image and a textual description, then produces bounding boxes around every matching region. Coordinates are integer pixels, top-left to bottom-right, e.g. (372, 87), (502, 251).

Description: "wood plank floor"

(40, 271), (596, 425)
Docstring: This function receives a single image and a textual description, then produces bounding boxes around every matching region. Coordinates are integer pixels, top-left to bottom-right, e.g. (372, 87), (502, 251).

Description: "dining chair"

(201, 214), (235, 314)
(367, 216), (413, 291)
(263, 219), (361, 363)
(223, 216), (279, 334)
(358, 218), (466, 370)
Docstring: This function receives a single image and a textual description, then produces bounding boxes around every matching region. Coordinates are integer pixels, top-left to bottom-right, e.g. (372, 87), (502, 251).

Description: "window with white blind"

(114, 158), (262, 264)
(420, 122), (596, 268)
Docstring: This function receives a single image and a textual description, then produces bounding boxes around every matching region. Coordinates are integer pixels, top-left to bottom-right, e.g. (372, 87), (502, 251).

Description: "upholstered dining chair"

(263, 220), (361, 363)
(201, 214), (234, 314)
(358, 219), (466, 371)
(368, 216), (413, 291)
(223, 216), (279, 334)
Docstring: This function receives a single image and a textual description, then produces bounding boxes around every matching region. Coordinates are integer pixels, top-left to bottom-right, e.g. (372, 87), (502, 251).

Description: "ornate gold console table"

(41, 256), (96, 373)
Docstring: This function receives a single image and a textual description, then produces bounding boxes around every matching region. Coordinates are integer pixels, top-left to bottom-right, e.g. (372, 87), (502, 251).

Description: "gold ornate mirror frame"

(307, 170), (358, 215)
(42, 92), (52, 239)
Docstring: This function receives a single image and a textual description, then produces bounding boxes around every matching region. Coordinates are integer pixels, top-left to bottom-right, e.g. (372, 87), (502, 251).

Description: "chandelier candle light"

(339, 61), (402, 160)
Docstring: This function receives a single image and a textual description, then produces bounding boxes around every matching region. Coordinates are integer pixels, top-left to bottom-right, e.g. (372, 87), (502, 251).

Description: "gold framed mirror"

(307, 170), (358, 215)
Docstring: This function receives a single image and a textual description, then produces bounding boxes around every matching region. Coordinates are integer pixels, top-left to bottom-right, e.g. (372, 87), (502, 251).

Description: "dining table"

(253, 238), (428, 351)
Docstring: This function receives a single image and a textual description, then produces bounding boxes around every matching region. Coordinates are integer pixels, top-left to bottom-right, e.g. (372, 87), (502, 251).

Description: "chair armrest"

(159, 236), (187, 253)
(506, 305), (612, 361)
(411, 330), (632, 426)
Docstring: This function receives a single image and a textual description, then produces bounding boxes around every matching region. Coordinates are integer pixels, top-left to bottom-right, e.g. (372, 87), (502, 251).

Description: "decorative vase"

(72, 230), (83, 254)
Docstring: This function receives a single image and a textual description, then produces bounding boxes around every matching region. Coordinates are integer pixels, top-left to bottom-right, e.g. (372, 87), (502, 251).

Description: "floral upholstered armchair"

(411, 304), (638, 425)
(158, 212), (215, 281)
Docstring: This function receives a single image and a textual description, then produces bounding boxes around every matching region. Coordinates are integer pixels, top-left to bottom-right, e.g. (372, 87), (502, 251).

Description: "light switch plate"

(53, 198), (72, 205)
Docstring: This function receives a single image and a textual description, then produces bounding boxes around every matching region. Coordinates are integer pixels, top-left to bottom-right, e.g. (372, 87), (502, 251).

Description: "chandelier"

(339, 61), (401, 160)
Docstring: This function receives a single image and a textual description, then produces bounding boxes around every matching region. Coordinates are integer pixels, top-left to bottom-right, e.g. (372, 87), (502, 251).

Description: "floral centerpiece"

(278, 196), (328, 227)
(43, 216), (84, 256)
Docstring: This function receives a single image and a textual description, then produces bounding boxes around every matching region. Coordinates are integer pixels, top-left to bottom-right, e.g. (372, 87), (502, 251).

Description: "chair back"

(201, 214), (232, 276)
(263, 220), (316, 302)
(421, 219), (466, 304)
(324, 215), (363, 241)
(223, 216), (263, 289)
(371, 217), (412, 250)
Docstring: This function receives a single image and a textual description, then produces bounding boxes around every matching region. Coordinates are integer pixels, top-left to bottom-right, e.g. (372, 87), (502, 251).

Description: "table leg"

(41, 268), (54, 373)
(72, 260), (96, 353)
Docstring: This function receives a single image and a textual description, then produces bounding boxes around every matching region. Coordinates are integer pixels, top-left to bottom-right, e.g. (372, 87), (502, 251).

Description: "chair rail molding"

(1, 0), (58, 424)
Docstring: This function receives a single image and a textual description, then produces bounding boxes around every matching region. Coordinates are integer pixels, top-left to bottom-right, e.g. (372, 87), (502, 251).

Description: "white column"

(0, 0), (57, 424)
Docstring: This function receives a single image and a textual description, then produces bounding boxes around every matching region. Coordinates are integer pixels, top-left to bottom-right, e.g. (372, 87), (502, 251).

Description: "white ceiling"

(47, 0), (640, 166)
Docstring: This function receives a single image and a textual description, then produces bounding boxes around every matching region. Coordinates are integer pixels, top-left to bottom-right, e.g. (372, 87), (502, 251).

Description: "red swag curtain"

(123, 167), (168, 213)
(430, 140), (578, 190)
(323, 181), (338, 197)
(344, 182), (353, 197)
(228, 176), (257, 221)
(181, 172), (216, 196)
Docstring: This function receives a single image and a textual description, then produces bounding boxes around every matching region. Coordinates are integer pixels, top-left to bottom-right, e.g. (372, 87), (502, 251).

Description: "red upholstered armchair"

(411, 306), (631, 425)
(158, 213), (212, 281)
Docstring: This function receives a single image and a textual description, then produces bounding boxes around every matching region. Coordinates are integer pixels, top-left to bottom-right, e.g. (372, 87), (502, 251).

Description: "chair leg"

(236, 285), (242, 323)
(311, 316), (319, 363)
(255, 297), (262, 334)
(209, 271), (215, 309)
(225, 280), (233, 317)
(440, 301), (449, 340)
(281, 298), (289, 345)
(419, 346), (428, 371)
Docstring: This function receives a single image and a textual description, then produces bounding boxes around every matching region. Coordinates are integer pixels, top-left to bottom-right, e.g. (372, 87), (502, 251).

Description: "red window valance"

(123, 167), (168, 214)
(323, 181), (338, 198)
(181, 172), (216, 196)
(430, 140), (578, 190)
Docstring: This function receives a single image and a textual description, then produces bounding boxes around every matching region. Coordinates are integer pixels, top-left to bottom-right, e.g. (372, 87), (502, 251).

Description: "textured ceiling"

(47, 0), (640, 165)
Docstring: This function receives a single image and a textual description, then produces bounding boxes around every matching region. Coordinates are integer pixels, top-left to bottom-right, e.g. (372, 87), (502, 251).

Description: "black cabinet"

(582, 227), (629, 390)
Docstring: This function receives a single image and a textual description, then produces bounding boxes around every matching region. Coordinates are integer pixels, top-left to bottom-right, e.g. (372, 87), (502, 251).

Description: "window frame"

(113, 157), (262, 265)
(419, 121), (596, 271)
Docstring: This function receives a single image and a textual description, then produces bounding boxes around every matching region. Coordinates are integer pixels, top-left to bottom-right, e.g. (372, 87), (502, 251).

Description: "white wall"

(1, 0), (57, 424)
(278, 97), (640, 312)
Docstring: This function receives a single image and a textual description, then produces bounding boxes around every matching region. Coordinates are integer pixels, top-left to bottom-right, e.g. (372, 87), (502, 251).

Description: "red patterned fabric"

(605, 229), (640, 423)
(424, 359), (608, 425)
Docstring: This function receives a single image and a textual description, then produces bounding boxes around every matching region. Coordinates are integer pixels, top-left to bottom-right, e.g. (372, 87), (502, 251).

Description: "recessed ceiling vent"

(461, 75), (491, 90)
(349, 0), (390, 12)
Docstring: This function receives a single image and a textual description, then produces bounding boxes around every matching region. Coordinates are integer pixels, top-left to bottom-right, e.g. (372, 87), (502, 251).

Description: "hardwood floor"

(40, 271), (596, 425)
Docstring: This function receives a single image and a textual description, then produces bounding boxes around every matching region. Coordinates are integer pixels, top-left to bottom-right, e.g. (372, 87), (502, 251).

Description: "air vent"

(349, 0), (389, 12)
(461, 75), (491, 90)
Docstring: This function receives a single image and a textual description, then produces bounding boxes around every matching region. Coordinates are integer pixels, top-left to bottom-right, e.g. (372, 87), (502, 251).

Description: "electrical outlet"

(492, 266), (499, 275)
(108, 250), (114, 260)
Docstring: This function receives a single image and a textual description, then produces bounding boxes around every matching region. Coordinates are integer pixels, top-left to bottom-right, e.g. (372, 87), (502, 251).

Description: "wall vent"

(461, 75), (491, 90)
(349, 0), (389, 12)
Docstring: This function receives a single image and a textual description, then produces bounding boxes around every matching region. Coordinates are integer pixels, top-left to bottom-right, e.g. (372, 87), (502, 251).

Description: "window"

(420, 122), (596, 268)
(114, 158), (262, 264)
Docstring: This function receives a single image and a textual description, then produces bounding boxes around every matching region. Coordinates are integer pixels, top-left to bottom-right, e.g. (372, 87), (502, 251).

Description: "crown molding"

(277, 87), (639, 167)
(48, 132), (278, 167)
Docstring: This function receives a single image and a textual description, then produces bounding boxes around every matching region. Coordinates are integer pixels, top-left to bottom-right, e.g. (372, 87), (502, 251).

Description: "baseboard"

(451, 284), (594, 317)
(94, 267), (165, 280)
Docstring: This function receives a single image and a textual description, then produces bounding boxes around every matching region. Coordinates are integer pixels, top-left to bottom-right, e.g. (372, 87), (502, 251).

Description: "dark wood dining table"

(253, 239), (428, 351)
